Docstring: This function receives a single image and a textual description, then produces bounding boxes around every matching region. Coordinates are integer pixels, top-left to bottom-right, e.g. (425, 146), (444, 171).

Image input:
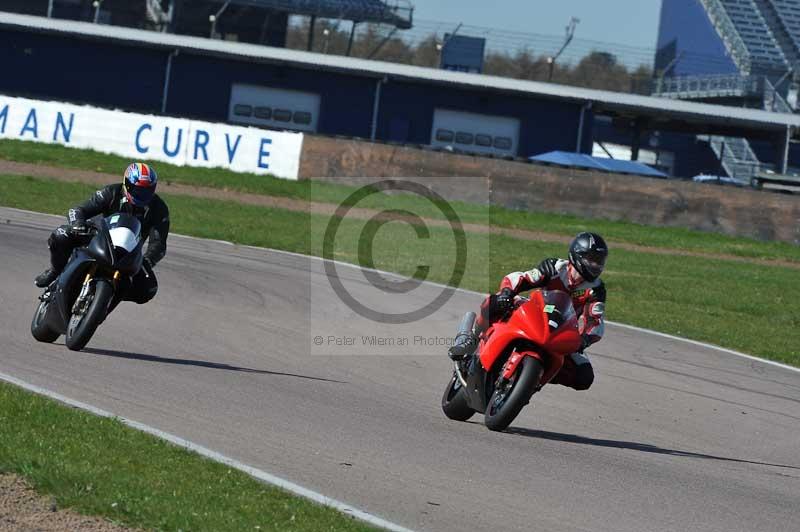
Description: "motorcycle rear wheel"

(484, 356), (542, 432)
(31, 299), (59, 343)
(441, 372), (475, 421)
(65, 279), (114, 351)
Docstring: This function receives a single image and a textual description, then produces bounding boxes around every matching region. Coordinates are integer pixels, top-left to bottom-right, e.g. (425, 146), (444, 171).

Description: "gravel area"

(0, 474), (134, 532)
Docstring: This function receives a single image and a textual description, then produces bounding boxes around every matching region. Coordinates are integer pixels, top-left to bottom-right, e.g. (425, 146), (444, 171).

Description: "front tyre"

(441, 372), (475, 421)
(484, 356), (542, 432)
(31, 299), (59, 343)
(65, 279), (114, 351)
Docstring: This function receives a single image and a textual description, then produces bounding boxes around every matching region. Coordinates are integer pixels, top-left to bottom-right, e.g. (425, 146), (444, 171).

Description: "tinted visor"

(582, 250), (606, 276)
(125, 181), (155, 206)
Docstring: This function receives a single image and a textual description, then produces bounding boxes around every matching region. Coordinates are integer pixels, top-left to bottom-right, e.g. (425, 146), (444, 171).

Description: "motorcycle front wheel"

(441, 372), (475, 421)
(31, 299), (59, 343)
(65, 279), (114, 351)
(484, 356), (542, 432)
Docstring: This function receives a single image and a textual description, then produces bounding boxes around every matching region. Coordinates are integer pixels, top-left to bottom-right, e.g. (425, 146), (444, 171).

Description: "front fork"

(71, 267), (120, 316)
(453, 361), (468, 388)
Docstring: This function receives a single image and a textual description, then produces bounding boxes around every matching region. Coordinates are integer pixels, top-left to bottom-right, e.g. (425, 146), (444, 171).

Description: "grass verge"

(1, 138), (798, 263)
(2, 174), (798, 365)
(0, 381), (377, 531)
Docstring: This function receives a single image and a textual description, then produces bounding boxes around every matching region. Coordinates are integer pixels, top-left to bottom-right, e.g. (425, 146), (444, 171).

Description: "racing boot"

(34, 268), (58, 288)
(448, 332), (477, 361)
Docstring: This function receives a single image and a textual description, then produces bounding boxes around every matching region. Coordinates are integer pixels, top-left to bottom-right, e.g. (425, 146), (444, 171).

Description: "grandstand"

(654, 0), (800, 182)
(5, 1), (412, 47)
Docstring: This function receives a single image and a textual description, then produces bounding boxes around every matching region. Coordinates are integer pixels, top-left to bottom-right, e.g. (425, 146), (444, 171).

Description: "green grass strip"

(0, 381), (378, 531)
(2, 174), (797, 366)
(2, 138), (798, 263)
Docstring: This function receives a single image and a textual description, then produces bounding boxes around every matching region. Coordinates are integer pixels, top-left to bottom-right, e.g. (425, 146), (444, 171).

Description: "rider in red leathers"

(448, 232), (608, 391)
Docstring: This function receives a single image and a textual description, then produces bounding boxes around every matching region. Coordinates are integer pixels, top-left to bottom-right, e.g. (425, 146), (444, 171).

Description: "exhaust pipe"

(455, 311), (476, 340)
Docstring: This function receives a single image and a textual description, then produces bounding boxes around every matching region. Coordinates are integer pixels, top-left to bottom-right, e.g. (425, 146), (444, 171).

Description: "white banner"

(0, 95), (304, 179)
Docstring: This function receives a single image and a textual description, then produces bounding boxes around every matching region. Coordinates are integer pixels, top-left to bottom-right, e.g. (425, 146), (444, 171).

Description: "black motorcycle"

(31, 213), (144, 351)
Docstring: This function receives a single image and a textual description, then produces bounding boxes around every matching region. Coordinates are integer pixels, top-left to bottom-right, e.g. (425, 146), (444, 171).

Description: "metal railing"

(653, 73), (760, 98)
(699, 0), (753, 74)
(705, 135), (774, 182)
(652, 73), (796, 112)
(763, 76), (795, 112)
(146, 0), (171, 28)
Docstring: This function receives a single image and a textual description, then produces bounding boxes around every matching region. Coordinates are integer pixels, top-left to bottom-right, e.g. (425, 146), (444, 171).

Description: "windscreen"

(107, 214), (141, 252)
(540, 290), (576, 331)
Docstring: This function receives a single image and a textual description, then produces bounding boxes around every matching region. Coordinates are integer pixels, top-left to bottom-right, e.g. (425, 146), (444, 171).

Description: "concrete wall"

(300, 136), (800, 244)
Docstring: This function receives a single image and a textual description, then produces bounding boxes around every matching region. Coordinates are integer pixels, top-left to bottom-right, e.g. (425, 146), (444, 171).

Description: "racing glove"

(492, 288), (516, 320)
(481, 288), (515, 322)
(69, 219), (90, 235)
(536, 258), (558, 284)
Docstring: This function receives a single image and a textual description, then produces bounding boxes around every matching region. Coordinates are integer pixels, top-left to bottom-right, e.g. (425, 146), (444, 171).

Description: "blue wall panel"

(747, 139), (800, 169)
(655, 0), (738, 77)
(377, 81), (585, 156)
(167, 53), (377, 138)
(0, 29), (167, 112)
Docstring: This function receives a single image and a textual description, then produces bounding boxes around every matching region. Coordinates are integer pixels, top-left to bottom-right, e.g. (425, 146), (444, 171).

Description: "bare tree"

(284, 20), (652, 94)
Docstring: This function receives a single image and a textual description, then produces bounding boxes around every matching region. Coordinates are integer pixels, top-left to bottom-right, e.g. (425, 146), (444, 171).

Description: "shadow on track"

(502, 426), (800, 471)
(80, 346), (346, 384)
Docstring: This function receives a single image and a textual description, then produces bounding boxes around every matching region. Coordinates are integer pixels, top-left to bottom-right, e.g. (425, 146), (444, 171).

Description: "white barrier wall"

(0, 95), (304, 180)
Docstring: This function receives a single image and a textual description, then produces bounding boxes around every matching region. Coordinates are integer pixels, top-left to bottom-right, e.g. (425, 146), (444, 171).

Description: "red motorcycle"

(441, 290), (582, 431)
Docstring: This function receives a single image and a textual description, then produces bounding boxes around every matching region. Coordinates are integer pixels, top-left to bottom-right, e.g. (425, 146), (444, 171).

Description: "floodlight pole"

(548, 17), (579, 81)
(655, 51), (684, 94)
(209, 0), (231, 39)
(47, 0), (54, 17)
(92, 0), (104, 24)
(322, 28), (331, 53)
(346, 21), (358, 56)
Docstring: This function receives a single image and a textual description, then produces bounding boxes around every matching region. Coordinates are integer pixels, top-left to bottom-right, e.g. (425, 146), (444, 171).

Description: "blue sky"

(411, 0), (663, 49)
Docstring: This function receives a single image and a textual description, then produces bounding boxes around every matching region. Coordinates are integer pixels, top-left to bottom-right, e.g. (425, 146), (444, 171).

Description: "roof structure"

(530, 151), (668, 178)
(3, 11), (800, 138)
(211, 0), (413, 29)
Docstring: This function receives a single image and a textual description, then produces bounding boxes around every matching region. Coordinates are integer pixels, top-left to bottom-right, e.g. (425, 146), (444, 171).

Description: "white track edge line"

(0, 371), (417, 532)
(5, 205), (799, 375)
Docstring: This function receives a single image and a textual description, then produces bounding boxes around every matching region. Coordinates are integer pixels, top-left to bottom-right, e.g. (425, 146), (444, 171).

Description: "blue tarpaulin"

(529, 151), (667, 178)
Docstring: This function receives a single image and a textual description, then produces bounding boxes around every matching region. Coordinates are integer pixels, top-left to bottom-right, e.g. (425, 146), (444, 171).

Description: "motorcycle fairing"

(48, 249), (97, 334)
(478, 290), (582, 386)
(462, 355), (492, 413)
(86, 215), (143, 275)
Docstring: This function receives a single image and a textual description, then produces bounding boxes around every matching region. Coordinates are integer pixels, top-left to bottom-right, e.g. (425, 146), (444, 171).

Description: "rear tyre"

(484, 356), (542, 432)
(65, 279), (114, 351)
(31, 299), (59, 343)
(441, 373), (475, 421)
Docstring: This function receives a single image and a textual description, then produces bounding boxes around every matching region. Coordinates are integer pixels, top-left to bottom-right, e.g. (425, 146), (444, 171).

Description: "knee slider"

(49, 226), (71, 248)
(573, 364), (594, 391)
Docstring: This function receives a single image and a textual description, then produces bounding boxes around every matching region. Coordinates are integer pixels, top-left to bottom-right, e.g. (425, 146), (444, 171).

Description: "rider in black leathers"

(35, 163), (169, 305)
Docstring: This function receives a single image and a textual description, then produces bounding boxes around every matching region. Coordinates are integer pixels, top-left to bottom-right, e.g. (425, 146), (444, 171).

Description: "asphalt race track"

(2, 207), (799, 532)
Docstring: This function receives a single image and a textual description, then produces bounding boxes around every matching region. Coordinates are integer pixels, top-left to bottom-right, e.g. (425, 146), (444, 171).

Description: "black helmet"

(568, 232), (608, 282)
